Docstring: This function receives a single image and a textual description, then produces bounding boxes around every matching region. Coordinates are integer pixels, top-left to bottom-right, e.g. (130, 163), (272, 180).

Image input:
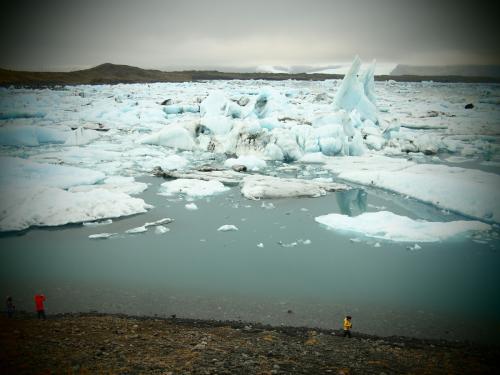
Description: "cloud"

(1, 0), (499, 70)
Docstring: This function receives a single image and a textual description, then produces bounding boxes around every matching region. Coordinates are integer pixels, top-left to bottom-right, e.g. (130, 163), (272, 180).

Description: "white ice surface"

(217, 224), (239, 232)
(241, 175), (348, 199)
(0, 157), (151, 231)
(159, 178), (229, 198)
(0, 156), (105, 189)
(125, 225), (148, 234)
(0, 187), (151, 232)
(1, 67), (499, 233)
(89, 232), (117, 239)
(185, 203), (199, 210)
(224, 155), (267, 171)
(64, 128), (100, 146)
(324, 155), (500, 223)
(139, 125), (195, 150)
(315, 211), (491, 242)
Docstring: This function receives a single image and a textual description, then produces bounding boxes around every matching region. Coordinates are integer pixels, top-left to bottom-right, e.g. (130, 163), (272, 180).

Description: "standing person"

(34, 293), (46, 319)
(6, 296), (15, 318)
(343, 315), (352, 338)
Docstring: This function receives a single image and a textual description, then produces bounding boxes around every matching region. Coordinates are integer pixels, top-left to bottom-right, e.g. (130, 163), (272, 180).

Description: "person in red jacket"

(34, 294), (46, 319)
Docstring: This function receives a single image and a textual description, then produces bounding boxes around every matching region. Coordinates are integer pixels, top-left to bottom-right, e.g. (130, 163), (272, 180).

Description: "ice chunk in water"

(139, 125), (195, 150)
(315, 211), (491, 242)
(159, 178), (229, 198)
(334, 56), (378, 123)
(224, 155), (266, 171)
(217, 224), (239, 232)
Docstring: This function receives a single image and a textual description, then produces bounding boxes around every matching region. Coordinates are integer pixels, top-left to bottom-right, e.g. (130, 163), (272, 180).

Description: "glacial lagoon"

(1, 176), (499, 344)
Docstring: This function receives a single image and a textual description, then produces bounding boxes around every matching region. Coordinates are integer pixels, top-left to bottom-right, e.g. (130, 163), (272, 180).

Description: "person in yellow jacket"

(343, 315), (352, 338)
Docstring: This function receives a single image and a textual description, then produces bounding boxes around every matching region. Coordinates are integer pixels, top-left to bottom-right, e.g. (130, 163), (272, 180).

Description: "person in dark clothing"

(6, 296), (15, 318)
(34, 294), (46, 319)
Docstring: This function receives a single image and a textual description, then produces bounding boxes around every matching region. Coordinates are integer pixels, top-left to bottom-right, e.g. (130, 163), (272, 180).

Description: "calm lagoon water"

(1, 177), (499, 344)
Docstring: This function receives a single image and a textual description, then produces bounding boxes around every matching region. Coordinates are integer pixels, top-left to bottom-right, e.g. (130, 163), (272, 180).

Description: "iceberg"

(125, 225), (148, 234)
(89, 232), (117, 239)
(0, 187), (151, 232)
(185, 203), (198, 210)
(154, 225), (170, 234)
(333, 56), (378, 123)
(0, 157), (151, 232)
(241, 175), (349, 199)
(315, 211), (491, 242)
(324, 156), (500, 223)
(0, 156), (105, 189)
(159, 178), (229, 198)
(144, 218), (174, 227)
(139, 125), (195, 150)
(217, 224), (239, 232)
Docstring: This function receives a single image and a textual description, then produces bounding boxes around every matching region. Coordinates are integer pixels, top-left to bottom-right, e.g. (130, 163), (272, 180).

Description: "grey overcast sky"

(1, 0), (498, 71)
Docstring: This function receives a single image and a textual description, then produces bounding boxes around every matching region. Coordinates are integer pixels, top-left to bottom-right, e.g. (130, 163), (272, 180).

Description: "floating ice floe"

(155, 225), (170, 234)
(0, 187), (152, 232)
(144, 218), (174, 227)
(159, 178), (230, 198)
(89, 232), (117, 239)
(185, 203), (198, 210)
(153, 167), (244, 186)
(125, 225), (148, 234)
(0, 157), (151, 231)
(315, 211), (491, 242)
(217, 224), (239, 232)
(324, 155), (500, 223)
(241, 175), (349, 199)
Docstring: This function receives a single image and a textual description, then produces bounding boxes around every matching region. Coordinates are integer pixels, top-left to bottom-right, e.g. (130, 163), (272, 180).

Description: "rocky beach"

(1, 313), (498, 374)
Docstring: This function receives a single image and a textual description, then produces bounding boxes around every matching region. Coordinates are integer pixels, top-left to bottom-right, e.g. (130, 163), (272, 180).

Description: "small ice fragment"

(257, 243), (264, 248)
(241, 218), (247, 222)
(261, 202), (275, 209)
(300, 208), (309, 212)
(217, 224), (239, 232)
(278, 241), (298, 248)
(83, 219), (113, 227)
(374, 242), (381, 248)
(407, 244), (422, 251)
(144, 218), (173, 227)
(125, 226), (147, 234)
(200, 238), (207, 242)
(89, 232), (117, 239)
(350, 238), (361, 243)
(154, 225), (170, 234)
(302, 239), (312, 245)
(185, 203), (198, 210)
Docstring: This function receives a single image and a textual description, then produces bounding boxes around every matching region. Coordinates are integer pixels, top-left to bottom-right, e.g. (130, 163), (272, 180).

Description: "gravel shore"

(1, 313), (497, 374)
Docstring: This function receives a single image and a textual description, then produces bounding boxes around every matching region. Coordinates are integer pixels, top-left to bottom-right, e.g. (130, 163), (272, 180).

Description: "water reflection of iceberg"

(336, 189), (367, 216)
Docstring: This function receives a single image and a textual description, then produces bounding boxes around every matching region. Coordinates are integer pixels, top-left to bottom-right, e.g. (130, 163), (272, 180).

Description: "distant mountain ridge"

(391, 64), (500, 78)
(1, 63), (499, 87)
